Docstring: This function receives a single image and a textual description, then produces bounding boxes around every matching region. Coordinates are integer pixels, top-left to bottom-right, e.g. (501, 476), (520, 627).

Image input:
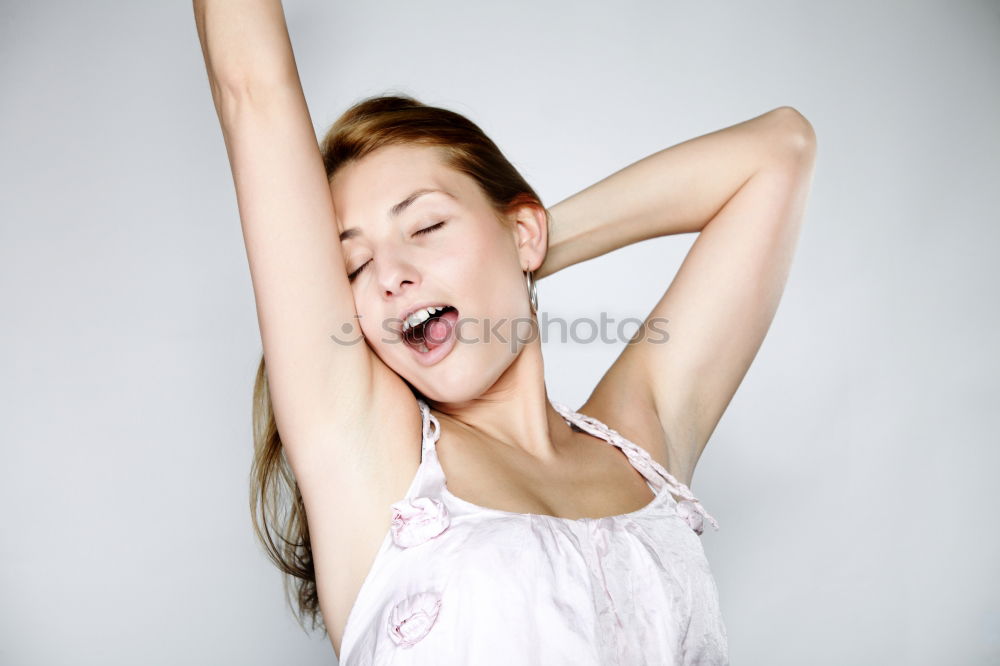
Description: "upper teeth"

(402, 306), (448, 333)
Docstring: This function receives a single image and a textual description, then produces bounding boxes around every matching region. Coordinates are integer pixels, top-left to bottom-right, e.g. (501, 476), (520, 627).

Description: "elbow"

(757, 106), (816, 169)
(771, 106), (817, 161)
(214, 69), (297, 105)
(208, 71), (301, 127)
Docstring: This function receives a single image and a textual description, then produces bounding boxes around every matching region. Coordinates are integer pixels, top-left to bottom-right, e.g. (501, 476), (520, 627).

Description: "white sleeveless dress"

(338, 398), (729, 665)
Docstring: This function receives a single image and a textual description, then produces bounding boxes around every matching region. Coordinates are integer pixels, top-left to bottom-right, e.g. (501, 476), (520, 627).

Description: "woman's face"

(330, 143), (541, 403)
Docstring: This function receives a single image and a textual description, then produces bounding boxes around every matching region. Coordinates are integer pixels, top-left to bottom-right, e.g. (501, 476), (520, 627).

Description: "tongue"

(421, 310), (457, 351)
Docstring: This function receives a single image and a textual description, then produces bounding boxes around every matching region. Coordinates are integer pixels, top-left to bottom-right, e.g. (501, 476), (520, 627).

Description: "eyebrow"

(339, 188), (454, 242)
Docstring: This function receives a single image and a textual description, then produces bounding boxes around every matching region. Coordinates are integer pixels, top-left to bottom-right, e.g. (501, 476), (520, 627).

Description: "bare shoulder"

(285, 356), (425, 651)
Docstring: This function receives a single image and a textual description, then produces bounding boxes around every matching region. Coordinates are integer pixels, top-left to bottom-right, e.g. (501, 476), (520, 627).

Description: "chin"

(409, 374), (485, 406)
(409, 349), (512, 406)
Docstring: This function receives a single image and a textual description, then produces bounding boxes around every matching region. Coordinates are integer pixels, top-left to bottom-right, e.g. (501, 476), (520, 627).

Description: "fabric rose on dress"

(386, 591), (442, 648)
(676, 499), (705, 535)
(390, 496), (450, 548)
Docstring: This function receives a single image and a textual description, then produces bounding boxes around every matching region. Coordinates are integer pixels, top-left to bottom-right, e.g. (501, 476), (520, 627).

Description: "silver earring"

(524, 269), (538, 314)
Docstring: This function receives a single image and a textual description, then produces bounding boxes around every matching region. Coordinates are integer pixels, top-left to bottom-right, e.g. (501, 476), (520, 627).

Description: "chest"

(434, 423), (660, 521)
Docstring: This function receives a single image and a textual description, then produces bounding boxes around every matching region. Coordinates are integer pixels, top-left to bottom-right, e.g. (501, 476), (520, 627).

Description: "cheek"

(355, 304), (390, 348)
(454, 228), (516, 280)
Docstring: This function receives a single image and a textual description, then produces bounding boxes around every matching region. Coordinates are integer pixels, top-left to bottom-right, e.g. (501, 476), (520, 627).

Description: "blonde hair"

(249, 93), (548, 634)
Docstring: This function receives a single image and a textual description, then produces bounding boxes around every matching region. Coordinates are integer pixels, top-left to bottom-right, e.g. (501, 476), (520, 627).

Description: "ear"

(509, 202), (549, 273)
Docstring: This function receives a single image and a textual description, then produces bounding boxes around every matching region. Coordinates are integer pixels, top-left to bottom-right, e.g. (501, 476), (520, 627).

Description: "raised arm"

(542, 107), (816, 486)
(194, 0), (376, 462)
(194, 5), (435, 652)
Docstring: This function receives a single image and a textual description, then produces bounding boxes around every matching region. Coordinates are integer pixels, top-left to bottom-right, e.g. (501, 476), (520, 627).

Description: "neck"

(423, 339), (571, 461)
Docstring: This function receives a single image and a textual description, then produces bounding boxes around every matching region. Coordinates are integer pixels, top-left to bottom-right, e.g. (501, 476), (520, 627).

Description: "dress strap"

(416, 398), (441, 459)
(552, 401), (720, 532)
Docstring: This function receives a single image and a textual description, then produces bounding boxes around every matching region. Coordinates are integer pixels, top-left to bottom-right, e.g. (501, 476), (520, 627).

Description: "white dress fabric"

(338, 398), (729, 665)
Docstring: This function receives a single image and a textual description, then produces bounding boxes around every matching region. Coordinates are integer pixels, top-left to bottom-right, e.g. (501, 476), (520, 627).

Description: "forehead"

(330, 144), (469, 231)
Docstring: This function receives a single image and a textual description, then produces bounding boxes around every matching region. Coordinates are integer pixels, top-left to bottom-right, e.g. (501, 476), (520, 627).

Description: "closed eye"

(348, 221), (447, 282)
(347, 260), (370, 282)
(415, 220), (447, 236)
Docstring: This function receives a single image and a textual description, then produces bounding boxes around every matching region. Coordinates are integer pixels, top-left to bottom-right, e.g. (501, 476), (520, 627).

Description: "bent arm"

(550, 107), (816, 484)
(537, 107), (811, 279)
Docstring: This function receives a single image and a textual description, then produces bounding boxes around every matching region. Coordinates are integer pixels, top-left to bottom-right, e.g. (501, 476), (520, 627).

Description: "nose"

(376, 251), (419, 299)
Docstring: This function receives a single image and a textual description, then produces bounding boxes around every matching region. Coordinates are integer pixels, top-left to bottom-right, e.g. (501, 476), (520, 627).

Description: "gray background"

(2, 0), (998, 664)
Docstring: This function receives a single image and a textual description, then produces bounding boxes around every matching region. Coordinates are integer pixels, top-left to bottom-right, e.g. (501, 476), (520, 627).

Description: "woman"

(194, 1), (816, 664)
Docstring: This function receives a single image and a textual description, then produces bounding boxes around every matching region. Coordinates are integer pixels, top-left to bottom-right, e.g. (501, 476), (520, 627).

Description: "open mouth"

(402, 305), (459, 354)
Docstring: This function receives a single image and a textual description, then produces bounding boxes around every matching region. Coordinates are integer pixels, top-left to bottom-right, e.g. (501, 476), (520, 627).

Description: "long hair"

(248, 93), (549, 634)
